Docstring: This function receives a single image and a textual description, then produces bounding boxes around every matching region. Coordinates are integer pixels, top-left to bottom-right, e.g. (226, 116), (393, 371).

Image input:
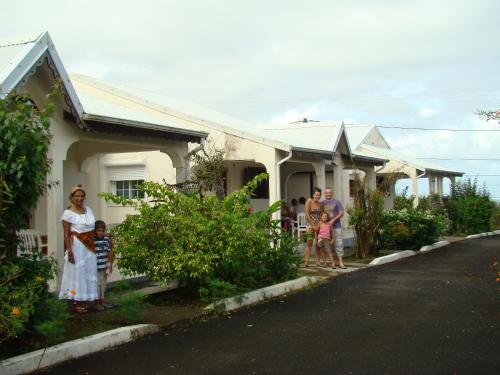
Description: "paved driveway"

(43, 236), (499, 374)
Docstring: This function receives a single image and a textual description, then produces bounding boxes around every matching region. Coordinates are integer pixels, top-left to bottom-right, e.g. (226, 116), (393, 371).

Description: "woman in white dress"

(59, 185), (97, 312)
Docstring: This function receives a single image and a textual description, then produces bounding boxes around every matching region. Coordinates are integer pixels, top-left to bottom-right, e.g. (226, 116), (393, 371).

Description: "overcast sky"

(2, 0), (500, 199)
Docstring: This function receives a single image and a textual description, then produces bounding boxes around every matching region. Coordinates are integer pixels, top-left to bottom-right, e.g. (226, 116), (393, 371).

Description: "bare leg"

(338, 255), (346, 268)
(326, 248), (335, 268)
(304, 239), (313, 267)
(315, 236), (323, 265)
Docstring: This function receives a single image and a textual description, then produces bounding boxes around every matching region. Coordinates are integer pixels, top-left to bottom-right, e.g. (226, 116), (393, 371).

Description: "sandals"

(74, 306), (88, 313)
(338, 265), (347, 269)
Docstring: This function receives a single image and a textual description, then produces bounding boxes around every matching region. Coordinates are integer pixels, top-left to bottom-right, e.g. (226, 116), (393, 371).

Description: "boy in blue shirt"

(94, 220), (114, 310)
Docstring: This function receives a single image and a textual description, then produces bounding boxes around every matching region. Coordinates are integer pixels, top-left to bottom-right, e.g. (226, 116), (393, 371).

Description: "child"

(317, 212), (336, 269)
(94, 220), (114, 310)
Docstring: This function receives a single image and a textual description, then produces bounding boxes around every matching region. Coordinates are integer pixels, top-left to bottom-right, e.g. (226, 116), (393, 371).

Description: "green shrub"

(446, 178), (495, 235)
(491, 202), (500, 230)
(199, 279), (240, 302)
(0, 250), (68, 344)
(100, 174), (301, 300)
(379, 208), (447, 250)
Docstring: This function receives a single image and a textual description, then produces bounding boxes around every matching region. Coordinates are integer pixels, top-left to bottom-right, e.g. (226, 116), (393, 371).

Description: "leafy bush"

(379, 208), (447, 250)
(101, 174), (301, 300)
(491, 202), (500, 230)
(0, 250), (69, 344)
(446, 178), (495, 235)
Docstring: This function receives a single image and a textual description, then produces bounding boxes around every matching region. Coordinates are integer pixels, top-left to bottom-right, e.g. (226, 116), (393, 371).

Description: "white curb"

(0, 324), (159, 375)
(420, 240), (450, 252)
(369, 250), (416, 266)
(466, 230), (500, 239)
(205, 276), (321, 312)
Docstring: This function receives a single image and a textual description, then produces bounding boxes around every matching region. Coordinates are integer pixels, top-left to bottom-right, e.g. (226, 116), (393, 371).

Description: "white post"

(410, 169), (419, 207)
(47, 157), (65, 291)
(333, 155), (343, 202)
(428, 175), (436, 195)
(312, 160), (326, 194)
(436, 176), (444, 196)
(364, 167), (376, 191)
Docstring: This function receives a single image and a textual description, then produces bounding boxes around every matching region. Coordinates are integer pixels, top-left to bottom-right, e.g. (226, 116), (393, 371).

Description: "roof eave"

(0, 32), (84, 125)
(82, 112), (208, 142)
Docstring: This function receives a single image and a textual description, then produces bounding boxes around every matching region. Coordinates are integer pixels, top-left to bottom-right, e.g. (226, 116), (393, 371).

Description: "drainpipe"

(414, 170), (426, 207)
(276, 149), (293, 220)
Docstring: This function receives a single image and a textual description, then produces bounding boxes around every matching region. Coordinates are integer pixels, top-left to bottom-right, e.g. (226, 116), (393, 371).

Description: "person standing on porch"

(322, 187), (347, 269)
(59, 185), (98, 313)
(303, 187), (323, 267)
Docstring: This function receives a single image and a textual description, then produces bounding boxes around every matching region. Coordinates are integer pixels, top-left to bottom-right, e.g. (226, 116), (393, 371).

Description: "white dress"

(58, 207), (98, 301)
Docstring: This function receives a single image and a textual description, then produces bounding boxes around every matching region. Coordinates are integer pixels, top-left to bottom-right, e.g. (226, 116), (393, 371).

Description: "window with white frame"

(115, 179), (145, 198)
(107, 165), (146, 199)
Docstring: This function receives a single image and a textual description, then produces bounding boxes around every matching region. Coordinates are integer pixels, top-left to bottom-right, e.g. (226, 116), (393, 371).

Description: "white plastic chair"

(17, 229), (43, 256)
(292, 213), (308, 240)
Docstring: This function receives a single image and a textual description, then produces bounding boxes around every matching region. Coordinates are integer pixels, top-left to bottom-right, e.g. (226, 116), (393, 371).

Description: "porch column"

(47, 157), (65, 291)
(364, 167), (376, 191)
(333, 155), (343, 201)
(312, 160), (326, 194)
(266, 161), (278, 219)
(175, 162), (189, 183)
(436, 176), (444, 196)
(428, 175), (436, 195)
(449, 176), (456, 194)
(410, 169), (419, 207)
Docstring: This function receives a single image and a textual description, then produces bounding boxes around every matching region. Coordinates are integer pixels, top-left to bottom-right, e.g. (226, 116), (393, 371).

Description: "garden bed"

(0, 284), (209, 361)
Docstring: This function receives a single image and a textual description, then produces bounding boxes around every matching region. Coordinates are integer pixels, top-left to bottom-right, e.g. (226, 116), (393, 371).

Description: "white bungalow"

(0, 32), (207, 285)
(69, 76), (385, 225)
(344, 124), (464, 208)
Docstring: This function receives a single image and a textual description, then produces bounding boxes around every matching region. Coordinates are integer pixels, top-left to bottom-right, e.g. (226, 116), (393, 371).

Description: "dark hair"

(312, 187), (322, 195)
(299, 197), (306, 204)
(94, 220), (106, 231)
(291, 198), (298, 205)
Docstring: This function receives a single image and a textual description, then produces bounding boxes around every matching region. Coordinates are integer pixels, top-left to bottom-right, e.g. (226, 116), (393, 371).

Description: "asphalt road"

(43, 236), (499, 374)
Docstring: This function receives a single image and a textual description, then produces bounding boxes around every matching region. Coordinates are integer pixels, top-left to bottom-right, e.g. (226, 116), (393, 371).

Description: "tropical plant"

(189, 142), (226, 199)
(445, 178), (496, 235)
(100, 173), (300, 301)
(347, 173), (385, 258)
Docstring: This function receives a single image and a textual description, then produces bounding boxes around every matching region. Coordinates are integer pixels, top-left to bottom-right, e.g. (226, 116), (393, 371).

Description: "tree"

(477, 109), (500, 124)
(1, 84), (68, 345)
(0, 84), (60, 258)
(347, 172), (385, 258)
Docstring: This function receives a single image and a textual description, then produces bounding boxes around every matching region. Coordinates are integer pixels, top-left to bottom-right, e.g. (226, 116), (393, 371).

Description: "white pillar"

(47, 157), (65, 291)
(364, 167), (376, 191)
(410, 169), (419, 207)
(428, 175), (436, 195)
(266, 161), (278, 219)
(436, 176), (444, 196)
(449, 176), (456, 195)
(333, 157), (343, 201)
(312, 160), (326, 194)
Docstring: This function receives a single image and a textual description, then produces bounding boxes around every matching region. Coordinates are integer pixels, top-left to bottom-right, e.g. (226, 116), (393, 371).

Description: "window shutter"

(107, 166), (145, 181)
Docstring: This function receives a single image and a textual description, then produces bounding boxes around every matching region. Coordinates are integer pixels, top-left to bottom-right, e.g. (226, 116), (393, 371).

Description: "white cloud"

(271, 105), (320, 124)
(419, 108), (439, 118)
